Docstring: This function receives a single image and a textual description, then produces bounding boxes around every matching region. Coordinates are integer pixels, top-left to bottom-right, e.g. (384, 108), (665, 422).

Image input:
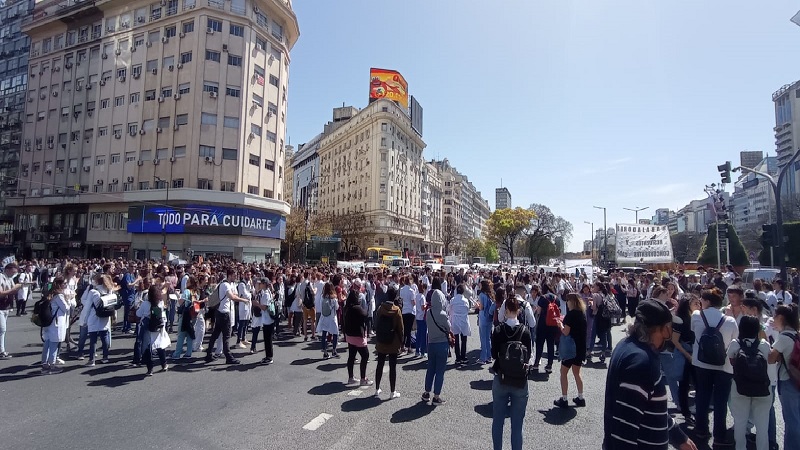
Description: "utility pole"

(623, 206), (649, 223)
(593, 206), (607, 268)
(584, 221), (594, 263)
(736, 148), (800, 281)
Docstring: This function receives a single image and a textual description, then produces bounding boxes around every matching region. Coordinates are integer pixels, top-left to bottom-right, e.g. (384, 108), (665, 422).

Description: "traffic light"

(718, 161), (732, 184)
(761, 224), (776, 248)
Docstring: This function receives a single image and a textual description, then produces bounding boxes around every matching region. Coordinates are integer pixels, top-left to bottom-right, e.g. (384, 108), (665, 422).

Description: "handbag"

(559, 334), (576, 361)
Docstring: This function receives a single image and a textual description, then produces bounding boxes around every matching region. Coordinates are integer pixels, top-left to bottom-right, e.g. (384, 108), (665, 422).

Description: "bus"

(365, 247), (402, 264)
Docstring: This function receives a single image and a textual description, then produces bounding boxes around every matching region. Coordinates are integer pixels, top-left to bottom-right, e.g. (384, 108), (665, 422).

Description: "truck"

(444, 255), (460, 265)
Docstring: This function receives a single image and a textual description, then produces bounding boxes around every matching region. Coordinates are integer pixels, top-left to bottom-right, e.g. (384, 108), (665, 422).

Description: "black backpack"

(302, 283), (315, 309)
(516, 300), (529, 327)
(376, 311), (395, 344)
(148, 305), (164, 332)
(498, 324), (529, 386)
(697, 311), (727, 366)
(31, 297), (56, 327)
(733, 339), (770, 397)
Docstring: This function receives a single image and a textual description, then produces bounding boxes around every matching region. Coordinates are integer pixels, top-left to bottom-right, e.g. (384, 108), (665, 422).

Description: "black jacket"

(343, 303), (368, 338)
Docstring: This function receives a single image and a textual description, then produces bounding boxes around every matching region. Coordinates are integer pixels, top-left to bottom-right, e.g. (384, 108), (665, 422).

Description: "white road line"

(347, 389), (363, 396)
(302, 413), (333, 431)
(382, 367), (389, 373)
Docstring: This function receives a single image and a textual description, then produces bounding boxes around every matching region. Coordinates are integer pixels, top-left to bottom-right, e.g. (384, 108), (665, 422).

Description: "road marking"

(347, 389), (363, 396)
(302, 413), (333, 431)
(382, 367), (389, 373)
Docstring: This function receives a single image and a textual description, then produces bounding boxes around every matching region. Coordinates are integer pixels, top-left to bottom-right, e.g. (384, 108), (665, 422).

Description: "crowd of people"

(0, 257), (799, 450)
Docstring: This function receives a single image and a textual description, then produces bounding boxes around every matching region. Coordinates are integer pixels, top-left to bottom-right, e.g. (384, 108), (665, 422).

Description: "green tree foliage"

(697, 224), (750, 267)
(486, 208), (537, 263)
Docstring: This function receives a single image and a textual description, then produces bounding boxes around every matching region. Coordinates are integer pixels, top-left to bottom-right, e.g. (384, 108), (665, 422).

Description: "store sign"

(127, 204), (286, 240)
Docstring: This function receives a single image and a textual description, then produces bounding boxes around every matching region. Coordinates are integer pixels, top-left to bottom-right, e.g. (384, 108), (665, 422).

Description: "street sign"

(742, 178), (759, 189)
(311, 236), (341, 243)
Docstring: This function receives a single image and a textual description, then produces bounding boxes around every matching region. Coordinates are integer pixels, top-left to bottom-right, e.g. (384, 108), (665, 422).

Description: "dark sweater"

(491, 323), (533, 387)
(343, 303), (368, 338)
(603, 337), (688, 449)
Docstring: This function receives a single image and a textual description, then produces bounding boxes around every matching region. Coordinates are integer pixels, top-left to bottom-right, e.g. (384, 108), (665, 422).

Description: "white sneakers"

(374, 389), (400, 399)
(391, 391), (401, 399)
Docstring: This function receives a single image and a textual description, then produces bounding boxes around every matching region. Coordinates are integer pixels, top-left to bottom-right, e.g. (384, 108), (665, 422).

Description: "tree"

(483, 243), (500, 263)
(697, 224), (749, 267)
(464, 238), (485, 260)
(671, 232), (704, 264)
(441, 217), (464, 256)
(486, 207), (537, 263)
(321, 211), (371, 259)
(521, 204), (573, 264)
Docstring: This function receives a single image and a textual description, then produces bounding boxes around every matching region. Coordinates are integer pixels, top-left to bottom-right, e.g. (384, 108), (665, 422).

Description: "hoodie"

(425, 289), (451, 344)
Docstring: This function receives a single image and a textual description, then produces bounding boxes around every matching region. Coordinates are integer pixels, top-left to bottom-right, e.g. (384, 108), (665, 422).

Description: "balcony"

(25, 0), (100, 28)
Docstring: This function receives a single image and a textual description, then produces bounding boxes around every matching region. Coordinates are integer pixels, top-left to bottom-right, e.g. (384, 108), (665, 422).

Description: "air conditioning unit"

(222, 44), (228, 52)
(131, 45), (138, 53)
(36, 144), (42, 150)
(173, 124), (179, 131)
(248, 132), (255, 139)
(152, 159), (160, 165)
(65, 62), (73, 69)
(176, 63), (183, 69)
(156, 127), (163, 133)
(99, 80), (106, 86)
(168, 65), (174, 71)
(83, 166), (91, 172)
(24, 147), (30, 152)
(86, 84), (92, 90)
(101, 53), (108, 60)
(112, 178), (119, 184)
(121, 21), (129, 28)
(115, 49), (121, 56)
(130, 130), (137, 137)
(40, 94), (46, 99)
(137, 160), (144, 166)
(146, 41), (152, 48)
(21, 171), (28, 177)
(151, 68), (157, 75)
(137, 16), (145, 23)
(106, 26), (114, 32)
(161, 36), (168, 44)
(187, 4), (194, 8)
(114, 133), (121, 139)
(206, 28), (214, 34)
(205, 156), (214, 163)
(265, 112), (273, 122)
(209, 91), (217, 99)
(173, 93), (180, 100)
(30, 73), (35, 78)
(139, 129), (146, 135)
(52, 92), (57, 97)
(69, 167), (77, 173)
(27, 97), (32, 103)
(57, 168), (64, 173)
(75, 85), (82, 91)
(54, 66), (60, 72)
(73, 112), (79, 118)
(268, 55), (275, 64)
(157, 96), (164, 103)
(87, 111), (93, 117)
(127, 176), (134, 182)
(169, 157), (176, 163)
(45, 169), (52, 174)
(118, 76), (126, 82)
(133, 73), (140, 79)
(179, 32), (185, 38)
(96, 179), (103, 185)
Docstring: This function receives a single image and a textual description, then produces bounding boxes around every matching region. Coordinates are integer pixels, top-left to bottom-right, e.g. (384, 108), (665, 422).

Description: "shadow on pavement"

(308, 381), (351, 396)
(527, 371), (550, 382)
(474, 402), (493, 418)
(341, 395), (382, 412)
(390, 401), (434, 423)
(316, 362), (347, 373)
(211, 361), (261, 372)
(400, 360), (428, 371)
(87, 372), (148, 387)
(290, 357), (318, 366)
(470, 379), (493, 391)
(538, 407), (577, 425)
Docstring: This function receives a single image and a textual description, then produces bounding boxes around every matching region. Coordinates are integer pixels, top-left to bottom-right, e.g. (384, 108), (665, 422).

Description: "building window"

(267, 102), (278, 116)
(203, 82), (219, 93)
(91, 213), (103, 229)
(223, 116), (239, 128)
(225, 86), (240, 97)
(254, 64), (265, 76)
(264, 159), (275, 171)
(229, 24), (244, 37)
(249, 153), (259, 166)
(162, 56), (174, 68)
(125, 152), (136, 162)
(98, 127), (108, 137)
(123, 182), (134, 192)
(197, 178), (213, 190)
(130, 92), (140, 103)
(107, 184), (118, 193)
(114, 96), (125, 107)
(172, 178), (184, 188)
(269, 75), (279, 86)
(207, 18), (223, 33)
(145, 90), (156, 101)
(220, 181), (235, 192)
(247, 185), (258, 195)
(255, 36), (266, 50)
(161, 86), (173, 98)
(176, 114), (188, 125)
(252, 93), (263, 107)
(155, 179), (167, 189)
(165, 26), (177, 38)
(100, 98), (110, 109)
(222, 148), (237, 160)
(146, 59), (158, 71)
(138, 181), (150, 190)
(140, 150), (152, 160)
(199, 145), (215, 158)
(180, 51), (192, 64)
(266, 131), (277, 143)
(156, 148), (169, 160)
(250, 124), (261, 136)
(178, 83), (190, 94)
(205, 50), (220, 62)
(173, 146), (186, 158)
(227, 54), (242, 67)
(96, 157), (106, 166)
(182, 21), (194, 34)
(201, 113), (217, 125)
(158, 117), (171, 128)
(263, 189), (273, 198)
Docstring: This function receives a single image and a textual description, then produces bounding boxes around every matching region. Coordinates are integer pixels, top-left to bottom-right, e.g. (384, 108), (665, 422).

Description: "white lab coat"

(316, 296), (339, 335)
(86, 287), (112, 333)
(43, 293), (69, 342)
(448, 294), (472, 336)
(137, 299), (171, 349)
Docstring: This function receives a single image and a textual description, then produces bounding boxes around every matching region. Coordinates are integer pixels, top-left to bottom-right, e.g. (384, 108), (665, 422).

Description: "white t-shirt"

(773, 329), (798, 381)
(691, 308), (739, 374)
(399, 285), (416, 315)
(314, 280), (325, 311)
(237, 281), (253, 319)
(218, 281), (235, 314)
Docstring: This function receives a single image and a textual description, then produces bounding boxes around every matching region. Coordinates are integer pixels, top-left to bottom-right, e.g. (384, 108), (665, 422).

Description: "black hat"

(636, 299), (673, 327)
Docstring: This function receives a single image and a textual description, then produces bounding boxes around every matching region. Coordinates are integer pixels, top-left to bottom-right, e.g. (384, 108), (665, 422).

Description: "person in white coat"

(316, 282), (340, 359)
(250, 279), (276, 365)
(138, 286), (171, 375)
(448, 284), (472, 365)
(86, 274), (115, 366)
(41, 277), (68, 375)
(235, 272), (253, 349)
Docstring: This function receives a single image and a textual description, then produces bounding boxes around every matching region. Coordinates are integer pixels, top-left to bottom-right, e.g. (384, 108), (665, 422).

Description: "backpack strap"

(715, 317), (725, 331)
(700, 310), (711, 328)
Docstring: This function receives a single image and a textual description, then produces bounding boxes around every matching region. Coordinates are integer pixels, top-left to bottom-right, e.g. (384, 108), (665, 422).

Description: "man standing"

(15, 264), (32, 316)
(0, 263), (22, 360)
(118, 263), (140, 333)
(205, 268), (248, 365)
(604, 299), (696, 450)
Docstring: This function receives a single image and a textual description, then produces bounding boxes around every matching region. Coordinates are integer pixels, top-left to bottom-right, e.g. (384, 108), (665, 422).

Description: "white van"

(388, 258), (411, 272)
(741, 268), (780, 291)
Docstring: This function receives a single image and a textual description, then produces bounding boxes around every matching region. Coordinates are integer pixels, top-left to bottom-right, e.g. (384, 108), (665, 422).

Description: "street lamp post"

(623, 206), (649, 223)
(736, 148), (800, 281)
(154, 160), (174, 262)
(584, 221), (594, 262)
(593, 206), (607, 268)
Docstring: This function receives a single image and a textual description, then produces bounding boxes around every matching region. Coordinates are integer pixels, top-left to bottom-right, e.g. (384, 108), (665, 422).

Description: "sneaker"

(225, 359), (241, 365)
(75, 355), (85, 361)
(586, 356), (593, 364)
(0, 352), (12, 360)
(332, 352), (341, 358)
(374, 388), (382, 398)
(431, 396), (446, 406)
(573, 397), (586, 407)
(146, 370), (153, 376)
(204, 355), (214, 363)
(360, 378), (374, 387)
(391, 391), (401, 399)
(544, 365), (553, 374)
(323, 353), (330, 360)
(553, 398), (569, 408)
(260, 358), (273, 365)
(249, 349), (256, 354)
(40, 364), (50, 374)
(54, 358), (66, 365)
(421, 392), (431, 402)
(99, 359), (109, 364)
(86, 360), (96, 367)
(242, 340), (250, 345)
(48, 366), (63, 375)
(236, 343), (247, 349)
(160, 364), (169, 372)
(347, 377), (358, 384)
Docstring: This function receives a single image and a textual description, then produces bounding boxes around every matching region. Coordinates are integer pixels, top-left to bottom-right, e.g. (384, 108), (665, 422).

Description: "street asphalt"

(0, 303), (785, 450)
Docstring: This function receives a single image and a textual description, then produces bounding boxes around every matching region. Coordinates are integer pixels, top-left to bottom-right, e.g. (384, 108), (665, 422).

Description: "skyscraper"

(495, 186), (511, 210)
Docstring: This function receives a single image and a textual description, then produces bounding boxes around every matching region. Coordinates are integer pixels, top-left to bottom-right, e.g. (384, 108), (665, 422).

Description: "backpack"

(93, 291), (118, 318)
(376, 311), (395, 344)
(546, 297), (561, 327)
(600, 294), (622, 319)
(516, 300), (529, 327)
(697, 311), (727, 366)
(302, 283), (315, 309)
(321, 297), (333, 317)
(31, 297), (56, 327)
(206, 284), (222, 308)
(148, 305), (164, 332)
(781, 332), (800, 389)
(498, 324), (529, 386)
(732, 339), (770, 397)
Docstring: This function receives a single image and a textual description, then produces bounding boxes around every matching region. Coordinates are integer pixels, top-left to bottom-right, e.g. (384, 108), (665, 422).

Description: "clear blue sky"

(286, 1), (800, 252)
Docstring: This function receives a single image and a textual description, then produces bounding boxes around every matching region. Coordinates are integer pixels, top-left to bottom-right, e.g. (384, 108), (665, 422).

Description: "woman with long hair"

(172, 276), (198, 359)
(588, 281), (611, 364)
(139, 286), (170, 375)
(675, 294), (701, 425)
(373, 286), (403, 399)
(579, 284), (594, 351)
(477, 279), (496, 364)
(768, 303), (800, 450)
(343, 289), (372, 386)
(40, 277), (69, 375)
(85, 274), (115, 366)
(533, 282), (558, 373)
(554, 293), (587, 408)
(317, 282), (340, 359)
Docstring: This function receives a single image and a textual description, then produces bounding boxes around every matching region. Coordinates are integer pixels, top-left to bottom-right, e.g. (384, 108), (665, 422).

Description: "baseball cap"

(635, 299), (673, 328)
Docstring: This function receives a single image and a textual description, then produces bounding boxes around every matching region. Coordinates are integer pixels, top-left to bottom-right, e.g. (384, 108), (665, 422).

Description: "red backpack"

(545, 297), (561, 327)
(782, 332), (800, 389)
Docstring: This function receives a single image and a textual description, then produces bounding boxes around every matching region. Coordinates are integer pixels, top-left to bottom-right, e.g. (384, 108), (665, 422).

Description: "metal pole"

(725, 238), (730, 265)
(715, 218), (721, 271)
(770, 246), (774, 267)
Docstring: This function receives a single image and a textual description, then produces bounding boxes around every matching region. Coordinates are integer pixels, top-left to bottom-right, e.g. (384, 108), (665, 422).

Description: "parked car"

(388, 258), (411, 272)
(741, 268), (780, 290)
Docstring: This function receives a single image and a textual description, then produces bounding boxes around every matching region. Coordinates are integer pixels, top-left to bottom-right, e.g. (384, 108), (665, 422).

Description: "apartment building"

(12, 0), (298, 260)
(773, 81), (800, 197)
(495, 186), (511, 210)
(420, 160), (442, 253)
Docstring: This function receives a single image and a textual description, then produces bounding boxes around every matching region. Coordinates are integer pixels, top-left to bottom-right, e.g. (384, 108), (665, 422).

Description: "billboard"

(410, 95), (423, 137)
(615, 223), (673, 264)
(369, 68), (408, 109)
(127, 204), (286, 240)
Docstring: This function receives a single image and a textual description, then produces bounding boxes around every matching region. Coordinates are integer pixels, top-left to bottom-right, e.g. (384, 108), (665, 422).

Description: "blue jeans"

(479, 323), (492, 362)
(694, 367), (733, 439)
(167, 299), (177, 330)
(492, 375), (528, 450)
(132, 322), (145, 364)
(236, 319), (249, 343)
(88, 330), (110, 362)
(779, 379), (800, 450)
(41, 339), (60, 365)
(590, 327), (612, 357)
(76, 325), (89, 355)
(172, 331), (194, 358)
(768, 385), (777, 448)
(425, 342), (449, 396)
(121, 300), (133, 332)
(416, 319), (428, 355)
(320, 331), (338, 354)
